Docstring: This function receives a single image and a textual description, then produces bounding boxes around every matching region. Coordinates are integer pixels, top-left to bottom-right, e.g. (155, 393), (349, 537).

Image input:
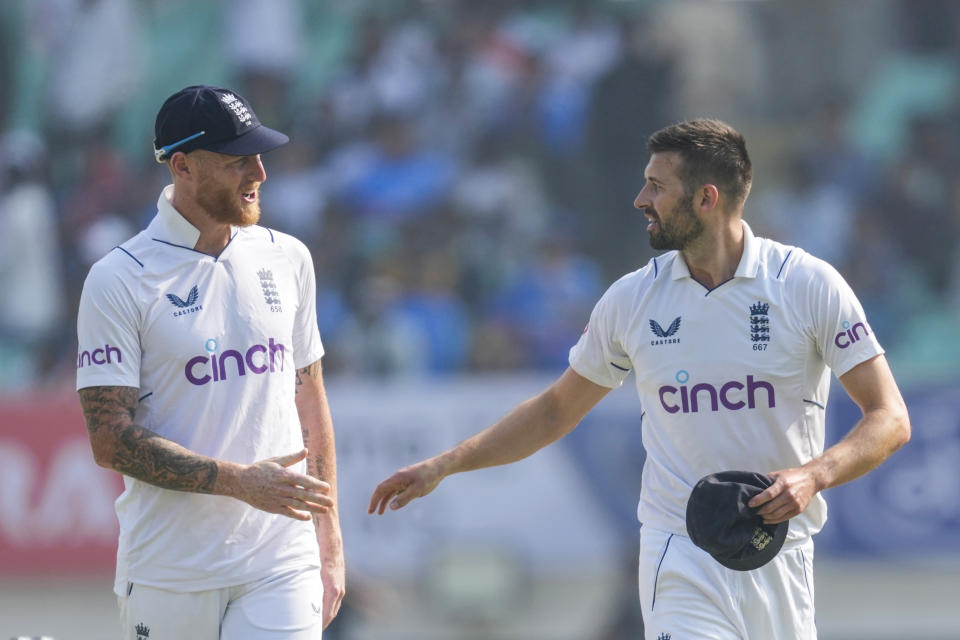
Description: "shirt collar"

(151, 184), (202, 247)
(150, 184), (241, 249)
(669, 219), (760, 281)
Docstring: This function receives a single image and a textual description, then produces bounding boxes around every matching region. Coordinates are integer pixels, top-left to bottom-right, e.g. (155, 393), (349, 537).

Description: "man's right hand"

(224, 448), (334, 521)
(367, 458), (446, 515)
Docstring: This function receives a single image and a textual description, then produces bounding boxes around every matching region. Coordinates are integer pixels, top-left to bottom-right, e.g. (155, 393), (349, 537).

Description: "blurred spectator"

(41, 0), (143, 144)
(946, 176), (960, 315)
(224, 0), (303, 76)
(390, 249), (472, 373)
(337, 112), (458, 222)
(0, 4), (13, 128)
(327, 15), (443, 136)
(490, 226), (604, 369)
(872, 114), (959, 294)
(585, 17), (674, 276)
(647, 1), (767, 118)
(800, 98), (880, 202)
(535, 1), (621, 157)
(59, 142), (138, 262)
(753, 153), (858, 269)
(848, 19), (959, 163)
(842, 207), (907, 349)
(0, 130), (64, 387)
(224, 0), (303, 126)
(260, 139), (330, 242)
(458, 8), (538, 137)
(333, 271), (428, 377)
(452, 134), (549, 309)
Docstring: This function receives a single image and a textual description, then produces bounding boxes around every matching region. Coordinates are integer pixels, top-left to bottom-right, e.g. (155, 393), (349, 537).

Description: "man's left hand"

(747, 466), (820, 524)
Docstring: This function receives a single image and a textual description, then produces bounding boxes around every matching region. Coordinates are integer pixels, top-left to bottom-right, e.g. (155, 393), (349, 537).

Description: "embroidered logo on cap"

(750, 526), (774, 551)
(220, 93), (254, 127)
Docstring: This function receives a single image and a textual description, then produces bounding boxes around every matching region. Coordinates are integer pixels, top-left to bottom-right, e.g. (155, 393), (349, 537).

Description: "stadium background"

(1, 0), (959, 638)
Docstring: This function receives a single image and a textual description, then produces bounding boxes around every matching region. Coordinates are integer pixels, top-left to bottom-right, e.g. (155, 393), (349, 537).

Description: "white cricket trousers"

(639, 526), (816, 639)
(118, 566), (324, 639)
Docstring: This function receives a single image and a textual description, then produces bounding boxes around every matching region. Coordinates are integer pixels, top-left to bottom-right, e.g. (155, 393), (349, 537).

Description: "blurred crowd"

(1, 0), (960, 390)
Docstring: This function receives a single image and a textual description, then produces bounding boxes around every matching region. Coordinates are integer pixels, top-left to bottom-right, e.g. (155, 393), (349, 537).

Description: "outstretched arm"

(368, 367), (611, 515)
(295, 359), (345, 629)
(78, 385), (333, 521)
(749, 354), (911, 523)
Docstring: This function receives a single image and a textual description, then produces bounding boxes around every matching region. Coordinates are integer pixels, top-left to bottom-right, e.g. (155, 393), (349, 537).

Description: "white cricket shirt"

(77, 185), (325, 594)
(569, 221), (883, 542)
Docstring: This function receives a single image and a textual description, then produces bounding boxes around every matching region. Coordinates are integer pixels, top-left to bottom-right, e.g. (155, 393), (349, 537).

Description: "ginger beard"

(194, 168), (262, 227)
(647, 190), (704, 251)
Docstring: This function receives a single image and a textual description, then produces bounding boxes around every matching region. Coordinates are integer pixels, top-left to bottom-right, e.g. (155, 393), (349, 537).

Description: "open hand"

(235, 448), (334, 520)
(368, 460), (444, 515)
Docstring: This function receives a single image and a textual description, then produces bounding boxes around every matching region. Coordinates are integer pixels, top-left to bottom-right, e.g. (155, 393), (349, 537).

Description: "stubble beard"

(648, 191), (703, 251)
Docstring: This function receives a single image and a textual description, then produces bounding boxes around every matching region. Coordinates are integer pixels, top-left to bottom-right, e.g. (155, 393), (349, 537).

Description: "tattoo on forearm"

(300, 424), (333, 483)
(312, 451), (333, 484)
(294, 360), (335, 486)
(78, 387), (218, 493)
(112, 426), (219, 493)
(294, 361), (322, 394)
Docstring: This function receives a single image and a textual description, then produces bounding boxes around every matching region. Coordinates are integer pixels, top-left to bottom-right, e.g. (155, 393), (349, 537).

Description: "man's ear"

(698, 183), (721, 212)
(168, 152), (192, 180)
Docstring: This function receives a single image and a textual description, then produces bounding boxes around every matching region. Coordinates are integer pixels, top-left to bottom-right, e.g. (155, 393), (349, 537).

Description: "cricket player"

(368, 119), (910, 638)
(77, 85), (344, 639)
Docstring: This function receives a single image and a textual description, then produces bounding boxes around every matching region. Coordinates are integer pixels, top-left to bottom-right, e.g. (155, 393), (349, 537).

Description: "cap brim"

(203, 124), (289, 156)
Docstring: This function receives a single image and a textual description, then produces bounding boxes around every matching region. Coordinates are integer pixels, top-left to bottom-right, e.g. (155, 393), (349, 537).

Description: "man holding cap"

(368, 118), (910, 638)
(76, 86), (344, 639)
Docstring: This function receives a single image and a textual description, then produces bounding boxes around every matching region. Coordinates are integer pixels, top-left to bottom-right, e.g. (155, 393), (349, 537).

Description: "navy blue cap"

(685, 470), (789, 571)
(153, 85), (289, 162)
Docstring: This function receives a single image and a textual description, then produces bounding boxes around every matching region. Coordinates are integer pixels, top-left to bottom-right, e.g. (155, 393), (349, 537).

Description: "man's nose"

(248, 155), (267, 182)
(633, 190), (649, 210)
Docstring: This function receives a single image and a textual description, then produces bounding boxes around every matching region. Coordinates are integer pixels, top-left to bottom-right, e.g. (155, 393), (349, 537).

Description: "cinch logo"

(659, 370), (776, 414)
(77, 344), (122, 368)
(834, 320), (870, 349)
(184, 338), (286, 386)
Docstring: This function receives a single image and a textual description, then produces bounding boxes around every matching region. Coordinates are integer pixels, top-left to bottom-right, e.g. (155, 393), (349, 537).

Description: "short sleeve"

(568, 283), (633, 389)
(287, 237), (324, 368)
(76, 257), (142, 390)
(801, 256), (884, 377)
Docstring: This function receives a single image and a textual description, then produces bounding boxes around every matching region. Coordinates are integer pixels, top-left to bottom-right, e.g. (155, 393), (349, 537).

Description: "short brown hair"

(647, 119), (753, 206)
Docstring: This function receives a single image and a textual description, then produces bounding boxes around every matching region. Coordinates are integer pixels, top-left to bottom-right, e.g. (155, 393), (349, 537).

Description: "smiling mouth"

(241, 190), (257, 204)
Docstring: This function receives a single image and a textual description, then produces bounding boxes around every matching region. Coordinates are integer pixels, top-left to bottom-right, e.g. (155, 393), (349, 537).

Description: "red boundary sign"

(0, 391), (122, 574)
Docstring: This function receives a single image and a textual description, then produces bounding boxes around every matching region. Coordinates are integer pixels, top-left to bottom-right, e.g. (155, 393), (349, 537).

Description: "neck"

(170, 185), (232, 255)
(681, 217), (745, 290)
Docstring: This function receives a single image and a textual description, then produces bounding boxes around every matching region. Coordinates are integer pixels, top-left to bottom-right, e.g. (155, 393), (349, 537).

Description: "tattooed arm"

(78, 385), (333, 519)
(294, 360), (345, 629)
(79, 386), (218, 491)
